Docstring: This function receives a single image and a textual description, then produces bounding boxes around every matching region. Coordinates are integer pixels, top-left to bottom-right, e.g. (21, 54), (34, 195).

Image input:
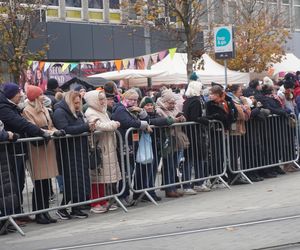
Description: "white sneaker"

(90, 205), (107, 214)
(213, 182), (227, 189)
(103, 204), (118, 211)
(193, 184), (211, 192)
(183, 188), (197, 195)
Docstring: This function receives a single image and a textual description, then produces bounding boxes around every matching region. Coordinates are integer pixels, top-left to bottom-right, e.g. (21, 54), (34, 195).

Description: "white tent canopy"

(270, 53), (300, 76)
(195, 54), (250, 85)
(89, 53), (250, 87)
(88, 69), (166, 80)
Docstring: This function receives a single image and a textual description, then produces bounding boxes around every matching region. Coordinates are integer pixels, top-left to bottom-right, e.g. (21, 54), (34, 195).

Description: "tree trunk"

(186, 39), (193, 81)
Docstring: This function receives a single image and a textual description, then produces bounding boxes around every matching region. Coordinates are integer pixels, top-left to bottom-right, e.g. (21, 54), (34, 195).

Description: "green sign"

(216, 28), (231, 47)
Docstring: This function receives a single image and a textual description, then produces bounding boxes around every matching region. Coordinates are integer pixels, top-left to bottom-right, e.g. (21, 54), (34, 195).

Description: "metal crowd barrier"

(0, 130), (126, 236)
(227, 114), (299, 184)
(125, 121), (228, 206)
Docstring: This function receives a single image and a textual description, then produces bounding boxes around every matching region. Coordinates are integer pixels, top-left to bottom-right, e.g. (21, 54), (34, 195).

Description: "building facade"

(43, 0), (300, 59)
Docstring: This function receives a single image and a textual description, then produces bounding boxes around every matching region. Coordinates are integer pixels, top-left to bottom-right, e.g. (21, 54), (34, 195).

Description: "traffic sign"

(214, 26), (235, 59)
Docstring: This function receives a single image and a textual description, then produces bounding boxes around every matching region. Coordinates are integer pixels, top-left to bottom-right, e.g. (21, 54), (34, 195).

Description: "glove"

(42, 131), (51, 142)
(139, 109), (148, 119)
(8, 133), (20, 142)
(53, 129), (66, 137)
(140, 120), (149, 130)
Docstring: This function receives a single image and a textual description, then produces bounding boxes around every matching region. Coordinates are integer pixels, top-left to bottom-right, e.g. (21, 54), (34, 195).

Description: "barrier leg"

(230, 173), (252, 185)
(292, 161), (300, 169)
(210, 176), (231, 190)
(217, 176), (231, 190)
(8, 216), (25, 236)
(144, 191), (158, 206)
(240, 172), (253, 184)
(114, 196), (128, 213)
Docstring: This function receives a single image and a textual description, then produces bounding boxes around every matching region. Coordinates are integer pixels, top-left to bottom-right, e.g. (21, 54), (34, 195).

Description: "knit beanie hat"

(263, 76), (274, 87)
(139, 96), (154, 108)
(26, 85), (43, 102)
(2, 83), (21, 99)
(189, 72), (199, 81)
(185, 80), (203, 97)
(47, 78), (59, 90)
(160, 89), (176, 103)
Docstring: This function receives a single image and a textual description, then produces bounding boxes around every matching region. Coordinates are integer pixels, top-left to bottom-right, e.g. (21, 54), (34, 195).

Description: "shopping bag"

(136, 132), (153, 164)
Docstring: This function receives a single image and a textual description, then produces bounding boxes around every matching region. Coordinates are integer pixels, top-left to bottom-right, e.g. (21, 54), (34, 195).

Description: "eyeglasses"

(127, 98), (138, 102)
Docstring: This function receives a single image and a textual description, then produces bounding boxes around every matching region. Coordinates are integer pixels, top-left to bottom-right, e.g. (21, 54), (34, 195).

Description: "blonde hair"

(123, 88), (139, 100)
(64, 90), (82, 116)
(55, 91), (64, 101)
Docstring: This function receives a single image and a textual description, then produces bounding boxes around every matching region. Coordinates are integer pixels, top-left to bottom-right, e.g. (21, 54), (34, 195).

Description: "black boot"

(35, 213), (50, 224)
(44, 212), (57, 223)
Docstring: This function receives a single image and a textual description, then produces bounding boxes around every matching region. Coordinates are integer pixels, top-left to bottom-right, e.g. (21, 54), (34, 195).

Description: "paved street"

(1, 171), (300, 250)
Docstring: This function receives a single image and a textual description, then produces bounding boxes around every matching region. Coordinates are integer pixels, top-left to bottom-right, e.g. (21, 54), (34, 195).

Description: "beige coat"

(84, 91), (122, 184)
(23, 102), (59, 180)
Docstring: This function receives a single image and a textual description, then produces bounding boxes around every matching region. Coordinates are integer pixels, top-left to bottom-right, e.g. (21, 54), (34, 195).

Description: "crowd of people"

(0, 70), (299, 234)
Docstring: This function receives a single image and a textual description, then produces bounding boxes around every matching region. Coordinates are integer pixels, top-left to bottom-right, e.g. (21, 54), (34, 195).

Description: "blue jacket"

(0, 91), (43, 137)
(53, 99), (90, 134)
(52, 99), (90, 202)
(111, 102), (141, 140)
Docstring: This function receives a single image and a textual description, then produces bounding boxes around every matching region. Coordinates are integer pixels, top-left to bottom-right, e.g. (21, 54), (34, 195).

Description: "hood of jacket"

(54, 99), (74, 117)
(84, 90), (106, 113)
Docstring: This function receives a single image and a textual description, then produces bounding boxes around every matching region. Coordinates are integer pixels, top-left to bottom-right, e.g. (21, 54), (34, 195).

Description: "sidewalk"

(1, 171), (300, 249)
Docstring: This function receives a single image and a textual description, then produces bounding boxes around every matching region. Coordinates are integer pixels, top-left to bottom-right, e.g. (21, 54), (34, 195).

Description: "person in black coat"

(255, 83), (291, 176)
(243, 79), (262, 98)
(44, 78), (60, 107)
(0, 83), (50, 216)
(53, 90), (95, 219)
(205, 85), (238, 182)
(0, 120), (19, 235)
(183, 80), (211, 191)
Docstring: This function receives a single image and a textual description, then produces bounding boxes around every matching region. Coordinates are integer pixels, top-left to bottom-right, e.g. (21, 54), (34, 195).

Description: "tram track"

(48, 213), (300, 250)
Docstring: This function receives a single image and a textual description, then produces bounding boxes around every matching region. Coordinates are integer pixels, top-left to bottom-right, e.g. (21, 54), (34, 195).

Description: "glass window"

(228, 1), (237, 23)
(48, 0), (59, 6)
(89, 0), (103, 9)
(213, 1), (223, 24)
(282, 0), (290, 3)
(128, 0), (137, 20)
(109, 0), (120, 9)
(66, 0), (82, 7)
(199, 0), (208, 23)
(295, 6), (300, 29)
(295, 0), (300, 4)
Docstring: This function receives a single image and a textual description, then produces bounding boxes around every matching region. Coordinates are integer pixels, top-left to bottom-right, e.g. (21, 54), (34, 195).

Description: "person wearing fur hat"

(183, 80), (211, 191)
(133, 96), (182, 202)
(156, 89), (188, 198)
(111, 88), (150, 206)
(84, 90), (121, 213)
(0, 83), (51, 219)
(23, 85), (65, 224)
